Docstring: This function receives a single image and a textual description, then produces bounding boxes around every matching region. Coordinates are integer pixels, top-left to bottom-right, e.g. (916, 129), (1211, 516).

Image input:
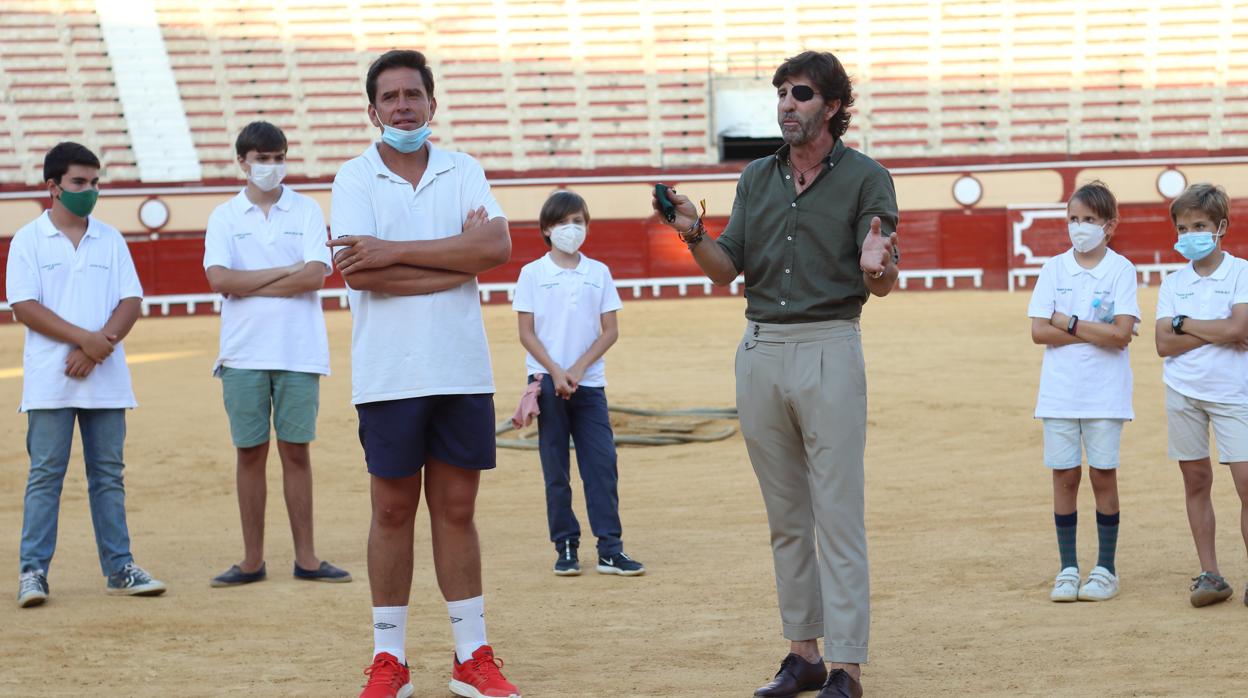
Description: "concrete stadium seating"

(1, 0), (1247, 185)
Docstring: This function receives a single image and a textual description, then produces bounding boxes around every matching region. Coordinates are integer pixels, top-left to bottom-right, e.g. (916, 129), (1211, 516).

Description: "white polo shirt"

(1027, 248), (1140, 419)
(331, 142), (505, 404)
(203, 186), (332, 376)
(1156, 252), (1248, 404)
(4, 212), (142, 411)
(512, 253), (623, 388)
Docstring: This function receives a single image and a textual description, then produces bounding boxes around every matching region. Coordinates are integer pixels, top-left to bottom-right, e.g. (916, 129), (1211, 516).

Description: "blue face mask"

(380, 121), (431, 153)
(1174, 229), (1221, 261)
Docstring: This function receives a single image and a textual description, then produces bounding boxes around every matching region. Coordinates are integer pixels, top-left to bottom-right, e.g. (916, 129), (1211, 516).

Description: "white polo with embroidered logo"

(4, 211), (143, 411)
(1027, 248), (1141, 419)
(512, 252), (622, 387)
(1156, 252), (1248, 404)
(331, 142), (505, 404)
(203, 186), (332, 376)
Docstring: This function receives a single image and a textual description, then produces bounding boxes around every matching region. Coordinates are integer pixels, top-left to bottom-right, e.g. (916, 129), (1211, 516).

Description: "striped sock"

(1096, 511), (1119, 575)
(1055, 511), (1078, 570)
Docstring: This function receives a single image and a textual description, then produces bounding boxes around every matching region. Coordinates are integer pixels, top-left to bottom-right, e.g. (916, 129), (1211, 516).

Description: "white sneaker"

(1050, 566), (1079, 602)
(1078, 565), (1119, 601)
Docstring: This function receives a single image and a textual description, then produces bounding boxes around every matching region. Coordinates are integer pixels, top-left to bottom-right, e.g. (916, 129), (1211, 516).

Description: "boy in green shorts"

(203, 121), (349, 587)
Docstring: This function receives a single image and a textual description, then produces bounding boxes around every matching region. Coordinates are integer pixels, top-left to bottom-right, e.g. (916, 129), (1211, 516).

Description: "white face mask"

(549, 223), (586, 254)
(1067, 221), (1106, 253)
(247, 162), (286, 192)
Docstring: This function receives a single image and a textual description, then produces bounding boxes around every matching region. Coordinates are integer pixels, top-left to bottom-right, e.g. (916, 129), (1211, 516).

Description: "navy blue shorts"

(356, 394), (497, 478)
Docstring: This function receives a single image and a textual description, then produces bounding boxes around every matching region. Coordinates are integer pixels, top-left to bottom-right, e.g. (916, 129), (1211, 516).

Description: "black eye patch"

(791, 85), (815, 102)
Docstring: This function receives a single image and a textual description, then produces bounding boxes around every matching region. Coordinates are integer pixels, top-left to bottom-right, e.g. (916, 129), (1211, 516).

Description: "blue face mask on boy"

(1174, 224), (1224, 261)
(380, 121), (431, 153)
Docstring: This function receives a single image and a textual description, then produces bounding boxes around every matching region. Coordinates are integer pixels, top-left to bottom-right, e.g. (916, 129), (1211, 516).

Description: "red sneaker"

(359, 652), (413, 698)
(449, 645), (521, 698)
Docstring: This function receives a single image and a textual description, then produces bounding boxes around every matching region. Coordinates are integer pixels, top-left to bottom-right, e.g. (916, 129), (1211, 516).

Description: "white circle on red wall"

(139, 197), (169, 230)
(1158, 169), (1186, 199)
(952, 175), (983, 207)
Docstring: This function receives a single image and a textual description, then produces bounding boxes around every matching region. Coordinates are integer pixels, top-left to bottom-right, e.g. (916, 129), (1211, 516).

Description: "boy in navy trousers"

(513, 190), (644, 577)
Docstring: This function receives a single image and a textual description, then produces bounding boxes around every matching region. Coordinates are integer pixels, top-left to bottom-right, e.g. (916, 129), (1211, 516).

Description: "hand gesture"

(651, 186), (699, 232)
(65, 348), (97, 378)
(859, 217), (897, 276)
(551, 368), (576, 400)
(565, 363), (586, 390)
(78, 330), (116, 363)
(327, 235), (398, 274)
(463, 206), (488, 233)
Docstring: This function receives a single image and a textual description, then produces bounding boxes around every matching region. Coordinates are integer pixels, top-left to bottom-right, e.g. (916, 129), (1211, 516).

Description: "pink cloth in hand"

(511, 375), (544, 429)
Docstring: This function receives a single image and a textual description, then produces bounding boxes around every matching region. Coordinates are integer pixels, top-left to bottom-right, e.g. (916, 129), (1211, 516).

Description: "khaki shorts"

(1041, 418), (1124, 470)
(1165, 385), (1248, 464)
(220, 367), (320, 448)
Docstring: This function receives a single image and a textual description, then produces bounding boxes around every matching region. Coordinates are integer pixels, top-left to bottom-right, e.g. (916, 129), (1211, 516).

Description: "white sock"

(372, 606), (408, 664)
(447, 595), (487, 662)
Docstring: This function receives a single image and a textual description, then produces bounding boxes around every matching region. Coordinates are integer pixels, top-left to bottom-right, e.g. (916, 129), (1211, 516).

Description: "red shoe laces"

(364, 656), (404, 687)
(469, 652), (507, 681)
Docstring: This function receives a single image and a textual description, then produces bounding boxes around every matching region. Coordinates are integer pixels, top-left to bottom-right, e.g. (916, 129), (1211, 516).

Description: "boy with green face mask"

(5, 142), (166, 608)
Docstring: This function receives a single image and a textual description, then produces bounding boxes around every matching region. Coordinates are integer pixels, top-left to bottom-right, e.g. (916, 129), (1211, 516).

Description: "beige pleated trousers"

(734, 318), (869, 664)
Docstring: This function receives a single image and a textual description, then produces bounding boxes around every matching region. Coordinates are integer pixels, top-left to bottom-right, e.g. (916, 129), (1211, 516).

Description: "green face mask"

(58, 187), (99, 218)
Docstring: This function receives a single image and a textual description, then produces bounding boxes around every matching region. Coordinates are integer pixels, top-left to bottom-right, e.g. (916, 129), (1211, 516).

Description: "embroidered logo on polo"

(1175, 291), (1195, 300)
(1215, 289), (1231, 295)
(1055, 287), (1073, 294)
(40, 262), (62, 271)
(282, 230), (302, 236)
(89, 263), (109, 270)
(233, 232), (252, 239)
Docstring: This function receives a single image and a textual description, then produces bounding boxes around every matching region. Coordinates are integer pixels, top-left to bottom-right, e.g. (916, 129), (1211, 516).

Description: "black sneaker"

(597, 551), (645, 576)
(554, 540), (581, 576)
(106, 563), (167, 597)
(18, 569), (48, 608)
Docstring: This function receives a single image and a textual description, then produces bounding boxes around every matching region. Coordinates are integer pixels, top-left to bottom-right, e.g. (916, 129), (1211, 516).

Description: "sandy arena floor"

(3, 288), (1248, 697)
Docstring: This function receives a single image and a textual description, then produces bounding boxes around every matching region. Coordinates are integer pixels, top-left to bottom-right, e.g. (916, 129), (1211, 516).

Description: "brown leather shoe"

(753, 653), (828, 697)
(815, 668), (863, 698)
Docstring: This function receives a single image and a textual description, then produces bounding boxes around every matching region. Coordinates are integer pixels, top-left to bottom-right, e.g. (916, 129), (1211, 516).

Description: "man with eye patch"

(653, 51), (899, 698)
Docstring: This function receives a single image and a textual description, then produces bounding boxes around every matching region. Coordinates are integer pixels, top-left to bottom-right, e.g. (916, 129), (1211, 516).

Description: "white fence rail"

(0, 269), (989, 317)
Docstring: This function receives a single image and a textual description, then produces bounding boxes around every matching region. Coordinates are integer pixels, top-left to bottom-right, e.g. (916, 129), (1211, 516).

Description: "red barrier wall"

(4, 201), (1248, 311)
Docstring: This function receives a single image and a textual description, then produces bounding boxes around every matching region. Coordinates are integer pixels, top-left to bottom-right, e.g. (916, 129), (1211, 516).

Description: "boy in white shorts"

(1028, 181), (1138, 603)
(1154, 183), (1248, 608)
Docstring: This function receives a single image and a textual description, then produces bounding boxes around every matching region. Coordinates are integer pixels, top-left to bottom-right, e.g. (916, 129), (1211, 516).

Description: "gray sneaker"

(106, 563), (167, 597)
(18, 569), (48, 608)
(1190, 571), (1232, 607)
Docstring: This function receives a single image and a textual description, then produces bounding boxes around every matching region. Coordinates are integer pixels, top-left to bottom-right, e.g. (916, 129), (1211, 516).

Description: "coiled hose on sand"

(496, 406), (738, 449)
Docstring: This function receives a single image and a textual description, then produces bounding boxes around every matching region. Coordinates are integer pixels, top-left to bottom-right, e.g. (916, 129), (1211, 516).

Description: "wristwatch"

(1066, 315), (1079, 335)
(1172, 315), (1188, 335)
